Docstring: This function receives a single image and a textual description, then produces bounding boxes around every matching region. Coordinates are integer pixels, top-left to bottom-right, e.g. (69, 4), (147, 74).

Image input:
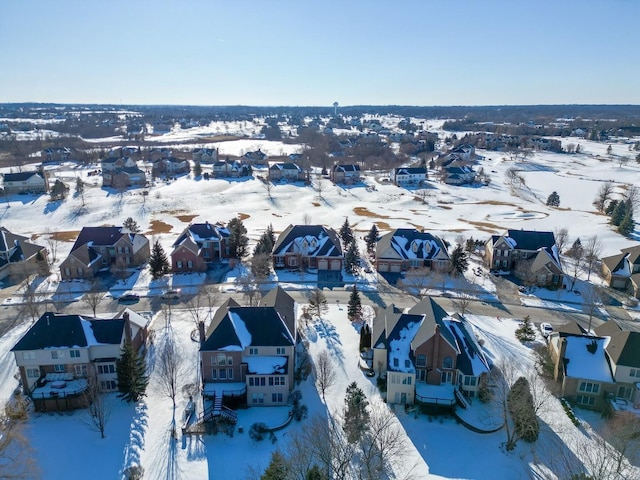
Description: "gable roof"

(333, 164), (360, 173)
(377, 228), (448, 261)
(205, 298), (241, 340)
(172, 222), (229, 250)
(562, 335), (614, 383)
(70, 226), (146, 253)
(11, 313), (124, 351)
(272, 224), (343, 258)
(394, 167), (426, 176)
(3, 171), (44, 182)
(200, 306), (294, 352)
(259, 286), (296, 335)
(443, 314), (490, 376)
(500, 230), (556, 251)
(605, 331), (640, 367)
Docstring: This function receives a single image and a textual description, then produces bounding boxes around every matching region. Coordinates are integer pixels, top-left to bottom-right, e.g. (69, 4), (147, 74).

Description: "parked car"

(118, 293), (140, 304)
(161, 289), (180, 300)
(540, 322), (553, 338)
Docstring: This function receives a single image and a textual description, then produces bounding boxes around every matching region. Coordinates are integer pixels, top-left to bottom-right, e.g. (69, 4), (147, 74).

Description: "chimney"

(554, 337), (567, 382)
(198, 321), (206, 343)
(432, 324), (441, 383)
(123, 311), (132, 343)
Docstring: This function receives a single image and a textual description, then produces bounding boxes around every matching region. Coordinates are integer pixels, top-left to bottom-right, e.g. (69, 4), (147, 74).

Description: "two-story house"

(390, 167), (427, 186)
(60, 226), (150, 280)
(199, 301), (295, 407)
(601, 245), (640, 299)
(272, 224), (343, 271)
(151, 156), (190, 176)
(11, 312), (130, 411)
(211, 159), (250, 178)
(2, 171), (49, 194)
(268, 162), (306, 182)
(101, 157), (146, 188)
(485, 229), (563, 288)
(0, 227), (48, 281)
(170, 222), (230, 273)
(192, 148), (218, 164)
(330, 164), (361, 184)
(372, 297), (490, 406)
(375, 228), (450, 274)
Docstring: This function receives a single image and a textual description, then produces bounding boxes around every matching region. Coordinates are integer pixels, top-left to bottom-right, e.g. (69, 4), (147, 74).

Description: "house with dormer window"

(372, 297), (490, 406)
(272, 224), (343, 271)
(375, 228), (450, 273)
(601, 245), (640, 298)
(171, 222), (230, 272)
(268, 162), (306, 182)
(0, 227), (47, 281)
(390, 167), (427, 186)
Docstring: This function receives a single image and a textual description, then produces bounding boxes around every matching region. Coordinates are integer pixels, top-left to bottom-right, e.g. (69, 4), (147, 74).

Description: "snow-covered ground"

(1, 126), (639, 478)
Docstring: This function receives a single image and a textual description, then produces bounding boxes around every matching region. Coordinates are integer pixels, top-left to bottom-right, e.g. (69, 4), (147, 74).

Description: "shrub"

(249, 422), (269, 442)
(561, 398), (580, 427)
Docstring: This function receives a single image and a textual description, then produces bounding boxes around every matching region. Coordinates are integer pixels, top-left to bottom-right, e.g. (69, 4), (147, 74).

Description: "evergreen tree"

(343, 381), (370, 444)
(610, 200), (627, 226)
(149, 240), (170, 279)
(253, 226), (275, 256)
(449, 244), (469, 276)
(347, 285), (362, 321)
(227, 217), (249, 259)
(567, 238), (583, 258)
(359, 323), (371, 351)
(261, 450), (288, 480)
(344, 241), (360, 275)
(266, 223), (276, 247)
(364, 224), (378, 254)
(50, 179), (69, 200)
(605, 199), (618, 215)
(123, 216), (140, 233)
(192, 161), (202, 177)
(339, 218), (354, 246)
(464, 236), (476, 253)
(515, 316), (536, 343)
(305, 465), (326, 480)
(116, 340), (148, 402)
(618, 212), (635, 236)
(546, 191), (560, 207)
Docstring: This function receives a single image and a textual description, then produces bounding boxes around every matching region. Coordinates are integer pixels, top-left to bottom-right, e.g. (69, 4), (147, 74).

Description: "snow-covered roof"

(388, 318), (424, 373)
(564, 336), (614, 383)
(244, 355), (287, 375)
(228, 311), (252, 348)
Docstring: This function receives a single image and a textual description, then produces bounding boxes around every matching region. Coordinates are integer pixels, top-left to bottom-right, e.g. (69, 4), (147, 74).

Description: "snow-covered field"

(0, 126), (639, 478)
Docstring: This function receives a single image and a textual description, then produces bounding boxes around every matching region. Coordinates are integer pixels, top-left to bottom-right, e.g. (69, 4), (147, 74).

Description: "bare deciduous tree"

(81, 373), (111, 439)
(0, 410), (38, 478)
(593, 181), (614, 212)
(45, 229), (60, 266)
(554, 227), (569, 254)
(582, 235), (602, 281)
(82, 281), (104, 317)
(314, 350), (337, 401)
(155, 327), (185, 410)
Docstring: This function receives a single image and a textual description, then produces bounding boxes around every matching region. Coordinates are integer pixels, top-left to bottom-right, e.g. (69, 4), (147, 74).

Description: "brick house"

(272, 224), (343, 271)
(0, 227), (48, 281)
(485, 229), (564, 288)
(375, 228), (450, 273)
(330, 164), (361, 184)
(268, 162), (306, 182)
(601, 245), (640, 298)
(60, 226), (150, 280)
(171, 222), (230, 273)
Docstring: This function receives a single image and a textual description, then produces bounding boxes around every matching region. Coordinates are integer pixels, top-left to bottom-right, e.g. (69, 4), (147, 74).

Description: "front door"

(400, 392), (407, 404)
(441, 371), (452, 384)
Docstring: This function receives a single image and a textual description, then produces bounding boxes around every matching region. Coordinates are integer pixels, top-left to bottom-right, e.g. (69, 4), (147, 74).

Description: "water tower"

(333, 101), (339, 117)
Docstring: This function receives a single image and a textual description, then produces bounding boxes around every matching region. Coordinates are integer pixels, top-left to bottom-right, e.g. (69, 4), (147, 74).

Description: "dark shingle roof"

(71, 226), (125, 252)
(504, 230), (556, 251)
(272, 225), (343, 258)
(201, 307), (294, 351)
(11, 313), (123, 351)
(606, 331), (640, 367)
(3, 171), (43, 182)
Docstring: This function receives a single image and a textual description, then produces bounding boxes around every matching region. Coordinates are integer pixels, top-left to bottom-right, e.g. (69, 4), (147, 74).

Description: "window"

(404, 360), (411, 369)
(276, 347), (285, 355)
(219, 369), (227, 379)
(402, 376), (412, 385)
(630, 368), (640, 378)
(249, 348), (258, 355)
(26, 368), (40, 378)
(393, 358), (399, 367)
(177, 261), (183, 269)
(97, 364), (115, 374)
(211, 356), (217, 366)
(75, 365), (87, 376)
(228, 368), (233, 380)
(125, 246), (130, 254)
(410, 259), (421, 268)
(187, 260), (193, 269)
(579, 382), (599, 394)
(211, 369), (217, 379)
(101, 380), (117, 391)
(64, 268), (71, 276)
(22, 351), (36, 361)
(77, 268), (83, 276)
(252, 393), (264, 404)
(272, 393), (283, 403)
(70, 349), (80, 358)
(496, 249), (501, 257)
(51, 351), (59, 360)
(217, 355), (226, 366)
(226, 357), (233, 366)
(416, 355), (426, 367)
(464, 376), (477, 387)
(53, 364), (65, 373)
(577, 395), (596, 406)
(442, 356), (453, 369)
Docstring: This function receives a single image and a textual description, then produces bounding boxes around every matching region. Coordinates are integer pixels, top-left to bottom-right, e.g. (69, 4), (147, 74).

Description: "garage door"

(378, 263), (389, 272)
(612, 278), (627, 289)
(318, 259), (328, 270)
(390, 264), (402, 273)
(330, 260), (341, 270)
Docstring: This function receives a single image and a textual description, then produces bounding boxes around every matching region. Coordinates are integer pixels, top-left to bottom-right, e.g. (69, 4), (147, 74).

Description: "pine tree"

(149, 240), (170, 279)
(116, 340), (148, 402)
(610, 200), (627, 226)
(449, 244), (469, 276)
(567, 238), (583, 258)
(364, 224), (378, 254)
(266, 223), (276, 247)
(253, 226), (275, 256)
(618, 212), (635, 236)
(344, 241), (360, 275)
(339, 218), (354, 246)
(123, 216), (140, 233)
(227, 217), (249, 259)
(465, 236), (476, 253)
(261, 450), (288, 480)
(359, 323), (371, 351)
(50, 179), (69, 200)
(515, 316), (536, 343)
(605, 199), (618, 215)
(305, 465), (326, 480)
(546, 191), (560, 207)
(343, 381), (370, 444)
(347, 285), (362, 321)
(192, 161), (202, 177)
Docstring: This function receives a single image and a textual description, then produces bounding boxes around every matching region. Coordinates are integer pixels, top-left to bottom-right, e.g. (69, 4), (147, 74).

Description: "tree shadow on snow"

(119, 402), (149, 478)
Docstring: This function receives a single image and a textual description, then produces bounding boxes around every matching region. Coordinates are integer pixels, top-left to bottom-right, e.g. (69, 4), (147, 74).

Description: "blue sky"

(1, 0), (638, 106)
